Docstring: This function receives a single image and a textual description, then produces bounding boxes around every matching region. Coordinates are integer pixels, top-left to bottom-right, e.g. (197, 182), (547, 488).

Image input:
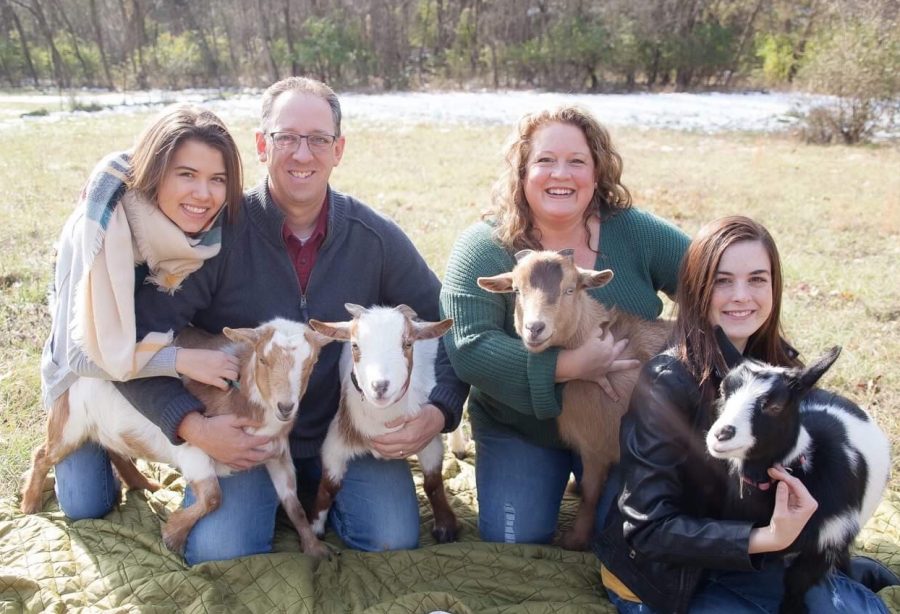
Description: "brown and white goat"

(20, 318), (332, 559)
(478, 249), (671, 550)
(308, 304), (459, 543)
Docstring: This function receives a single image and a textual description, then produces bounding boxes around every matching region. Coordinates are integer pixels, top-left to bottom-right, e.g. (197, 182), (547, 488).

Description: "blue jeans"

(182, 453), (420, 565)
(607, 561), (888, 614)
(474, 422), (619, 544)
(54, 444), (420, 564)
(55, 442), (119, 520)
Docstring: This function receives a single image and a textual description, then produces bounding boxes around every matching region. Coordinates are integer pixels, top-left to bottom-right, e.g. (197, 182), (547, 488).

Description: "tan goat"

(21, 318), (332, 559)
(478, 249), (671, 550)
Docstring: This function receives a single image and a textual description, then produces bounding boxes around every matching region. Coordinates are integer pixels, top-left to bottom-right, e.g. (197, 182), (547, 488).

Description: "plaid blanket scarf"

(71, 151), (224, 380)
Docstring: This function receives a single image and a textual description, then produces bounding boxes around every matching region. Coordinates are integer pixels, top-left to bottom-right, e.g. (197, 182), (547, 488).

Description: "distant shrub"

(799, 105), (843, 144)
(755, 33), (797, 85)
(20, 108), (49, 118)
(798, 15), (899, 144)
(69, 99), (105, 113)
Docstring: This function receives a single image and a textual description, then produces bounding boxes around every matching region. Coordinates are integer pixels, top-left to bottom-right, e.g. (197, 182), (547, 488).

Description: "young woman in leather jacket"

(594, 216), (889, 614)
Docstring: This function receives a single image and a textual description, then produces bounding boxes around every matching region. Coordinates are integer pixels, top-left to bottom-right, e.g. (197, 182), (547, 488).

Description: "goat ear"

(308, 319), (352, 341)
(714, 326), (745, 369)
(223, 327), (260, 346)
(344, 303), (368, 318)
(304, 327), (337, 348)
(477, 273), (515, 293)
(514, 249), (534, 262)
(579, 268), (614, 290)
(557, 248), (576, 261)
(396, 304), (418, 320)
(413, 318), (453, 340)
(795, 346), (841, 392)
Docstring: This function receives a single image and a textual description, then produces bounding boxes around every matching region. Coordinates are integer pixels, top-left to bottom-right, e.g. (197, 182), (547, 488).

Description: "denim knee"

(804, 570), (889, 614)
(182, 466), (279, 565)
(474, 425), (573, 544)
(54, 442), (119, 520)
(330, 455), (420, 552)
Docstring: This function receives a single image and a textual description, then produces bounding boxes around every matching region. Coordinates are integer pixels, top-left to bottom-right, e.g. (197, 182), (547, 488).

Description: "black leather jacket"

(593, 349), (762, 614)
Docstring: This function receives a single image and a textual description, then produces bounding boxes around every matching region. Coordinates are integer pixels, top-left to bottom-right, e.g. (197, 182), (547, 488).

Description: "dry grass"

(0, 111), (897, 502)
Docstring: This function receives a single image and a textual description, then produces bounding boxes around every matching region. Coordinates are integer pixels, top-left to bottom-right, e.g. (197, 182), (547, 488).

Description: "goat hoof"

(432, 524), (459, 544)
(558, 531), (590, 551)
(303, 539), (331, 560)
(20, 498), (42, 515)
(144, 479), (163, 493)
(161, 527), (187, 554)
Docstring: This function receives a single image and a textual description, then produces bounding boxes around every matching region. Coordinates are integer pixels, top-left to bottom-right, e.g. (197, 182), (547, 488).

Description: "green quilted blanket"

(1, 453), (898, 613)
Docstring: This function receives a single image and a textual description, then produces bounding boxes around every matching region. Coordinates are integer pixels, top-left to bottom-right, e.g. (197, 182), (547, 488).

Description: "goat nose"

(716, 425), (736, 442)
(277, 401), (294, 416)
(525, 321), (545, 337)
(371, 379), (389, 396)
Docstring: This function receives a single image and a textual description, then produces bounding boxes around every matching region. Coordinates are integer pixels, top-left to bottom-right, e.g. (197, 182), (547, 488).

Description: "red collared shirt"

(282, 198), (329, 293)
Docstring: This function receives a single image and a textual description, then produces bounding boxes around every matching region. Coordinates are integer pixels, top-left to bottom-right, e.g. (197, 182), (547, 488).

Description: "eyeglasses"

(268, 132), (337, 153)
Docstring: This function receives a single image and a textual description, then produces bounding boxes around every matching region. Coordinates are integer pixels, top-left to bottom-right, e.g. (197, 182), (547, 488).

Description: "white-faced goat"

(707, 346), (890, 614)
(478, 249), (671, 550)
(308, 304), (459, 543)
(21, 318), (333, 559)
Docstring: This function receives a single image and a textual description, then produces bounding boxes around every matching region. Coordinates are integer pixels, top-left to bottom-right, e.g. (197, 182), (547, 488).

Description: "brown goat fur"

(478, 249), (671, 550)
(20, 319), (331, 559)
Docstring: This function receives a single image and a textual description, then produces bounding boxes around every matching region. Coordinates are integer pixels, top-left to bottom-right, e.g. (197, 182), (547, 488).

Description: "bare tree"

(1, 0), (39, 85)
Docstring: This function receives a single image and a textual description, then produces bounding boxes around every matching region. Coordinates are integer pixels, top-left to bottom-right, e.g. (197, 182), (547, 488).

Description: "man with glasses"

(116, 77), (467, 564)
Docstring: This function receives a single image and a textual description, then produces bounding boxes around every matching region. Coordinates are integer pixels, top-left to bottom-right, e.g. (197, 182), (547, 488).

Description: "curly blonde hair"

(487, 105), (632, 251)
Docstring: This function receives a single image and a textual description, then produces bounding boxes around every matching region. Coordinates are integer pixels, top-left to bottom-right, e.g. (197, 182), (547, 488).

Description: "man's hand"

(175, 348), (240, 390)
(177, 412), (274, 471)
(370, 404), (444, 459)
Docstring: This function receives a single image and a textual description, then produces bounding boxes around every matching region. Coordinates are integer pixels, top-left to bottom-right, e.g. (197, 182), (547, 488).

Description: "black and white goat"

(707, 345), (890, 614)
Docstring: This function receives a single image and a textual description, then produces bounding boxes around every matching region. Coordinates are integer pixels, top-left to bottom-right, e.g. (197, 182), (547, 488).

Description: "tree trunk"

(725, 0), (765, 87)
(284, 0), (300, 75)
(256, 0), (279, 82)
(88, 0), (114, 88)
(174, 0), (220, 86)
(3, 0), (39, 85)
(50, 0), (94, 85)
(15, 0), (68, 88)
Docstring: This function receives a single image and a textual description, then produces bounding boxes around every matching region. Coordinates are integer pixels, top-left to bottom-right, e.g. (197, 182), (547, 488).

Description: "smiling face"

(156, 139), (228, 235)
(708, 240), (774, 353)
(256, 91), (345, 216)
(523, 122), (596, 230)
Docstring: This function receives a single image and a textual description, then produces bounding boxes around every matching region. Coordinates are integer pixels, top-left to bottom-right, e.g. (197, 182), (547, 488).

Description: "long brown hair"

(487, 105), (632, 252)
(673, 215), (800, 385)
(129, 104), (243, 223)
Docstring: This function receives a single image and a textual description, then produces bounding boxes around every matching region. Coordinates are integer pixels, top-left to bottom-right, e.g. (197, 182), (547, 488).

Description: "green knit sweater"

(439, 208), (690, 448)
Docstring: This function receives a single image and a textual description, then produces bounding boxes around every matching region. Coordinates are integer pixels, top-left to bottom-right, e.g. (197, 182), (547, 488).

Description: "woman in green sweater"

(440, 105), (690, 545)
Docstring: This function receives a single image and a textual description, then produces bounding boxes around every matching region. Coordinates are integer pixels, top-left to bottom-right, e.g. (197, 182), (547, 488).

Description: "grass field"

(0, 109), (897, 503)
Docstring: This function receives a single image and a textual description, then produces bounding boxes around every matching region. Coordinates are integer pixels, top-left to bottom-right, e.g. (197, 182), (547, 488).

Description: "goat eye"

(565, 287), (575, 295)
(258, 356), (268, 367)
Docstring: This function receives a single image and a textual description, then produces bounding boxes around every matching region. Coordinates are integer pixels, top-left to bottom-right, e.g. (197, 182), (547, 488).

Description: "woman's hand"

(556, 327), (640, 401)
(177, 412), (274, 471)
(370, 404), (444, 459)
(175, 348), (240, 390)
(748, 464), (819, 554)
